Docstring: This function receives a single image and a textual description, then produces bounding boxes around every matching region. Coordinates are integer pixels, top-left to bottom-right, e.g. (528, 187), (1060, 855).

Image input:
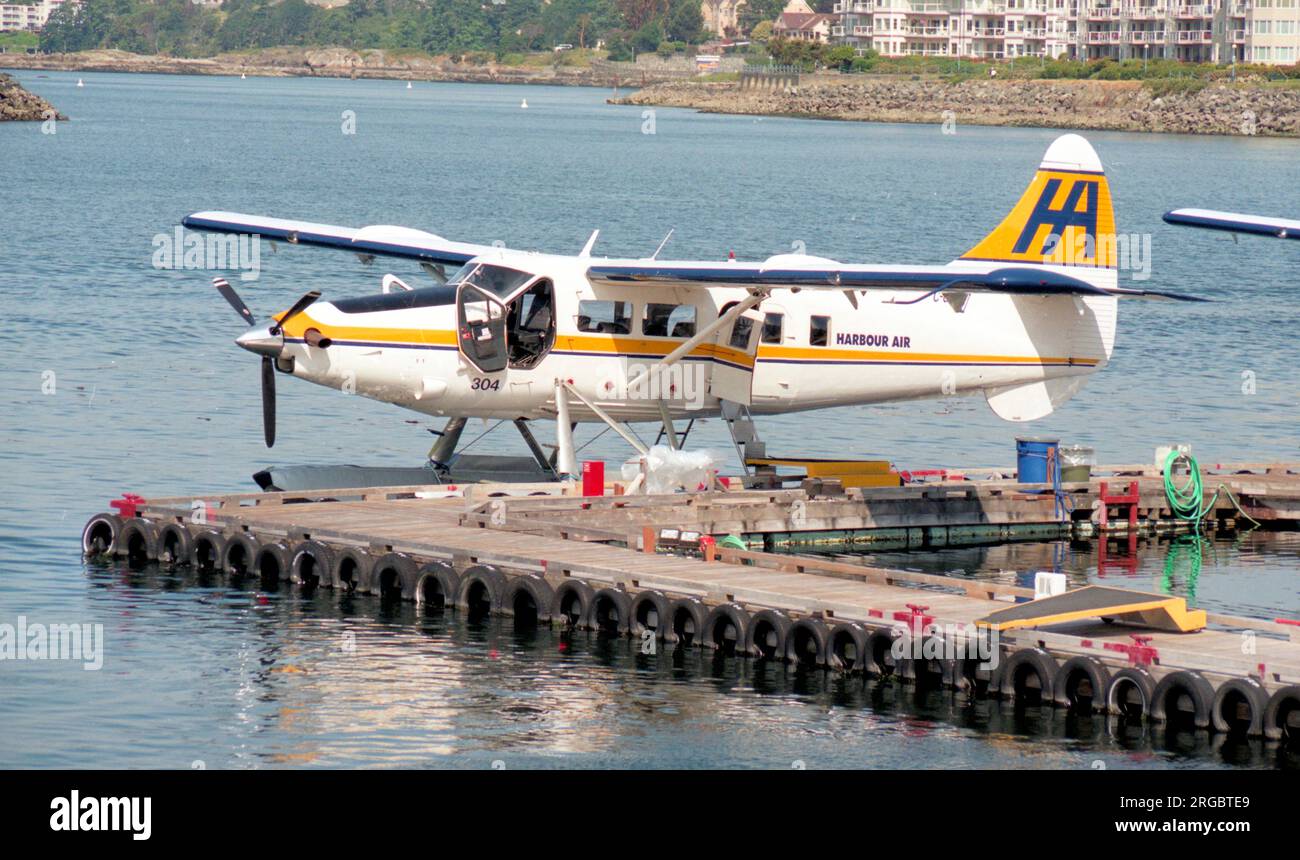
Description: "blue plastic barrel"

(1016, 437), (1060, 484)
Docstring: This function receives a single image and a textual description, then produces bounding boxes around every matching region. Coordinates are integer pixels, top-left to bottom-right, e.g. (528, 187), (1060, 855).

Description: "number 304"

(471, 378), (500, 392)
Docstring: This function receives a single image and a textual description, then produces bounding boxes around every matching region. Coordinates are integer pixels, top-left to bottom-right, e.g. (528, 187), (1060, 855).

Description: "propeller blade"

(270, 290), (321, 335)
(261, 356), (276, 448)
(214, 277), (256, 326)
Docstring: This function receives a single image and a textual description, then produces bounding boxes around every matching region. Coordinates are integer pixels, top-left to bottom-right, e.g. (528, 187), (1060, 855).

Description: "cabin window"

(728, 315), (755, 350)
(809, 315), (830, 347)
(577, 300), (632, 335)
(643, 303), (697, 338)
(761, 313), (784, 344)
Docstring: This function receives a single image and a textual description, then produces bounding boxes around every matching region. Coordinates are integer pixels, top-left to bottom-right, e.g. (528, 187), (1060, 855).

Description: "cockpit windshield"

(448, 262), (535, 299)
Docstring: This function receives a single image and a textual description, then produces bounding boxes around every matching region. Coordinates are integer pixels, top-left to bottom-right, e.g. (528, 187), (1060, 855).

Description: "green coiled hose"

(1162, 450), (1260, 533)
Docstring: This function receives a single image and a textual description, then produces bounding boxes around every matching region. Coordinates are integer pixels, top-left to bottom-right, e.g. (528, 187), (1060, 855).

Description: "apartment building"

(0, 0), (77, 32)
(830, 0), (1300, 64)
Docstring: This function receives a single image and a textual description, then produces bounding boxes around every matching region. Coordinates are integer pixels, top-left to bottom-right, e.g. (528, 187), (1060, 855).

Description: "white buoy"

(520, 98), (528, 109)
(76, 78), (83, 87)
(406, 81), (412, 90)
(241, 73), (246, 80)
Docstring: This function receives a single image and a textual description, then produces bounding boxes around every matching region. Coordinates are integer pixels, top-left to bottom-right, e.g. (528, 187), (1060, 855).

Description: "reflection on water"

(810, 531), (1300, 621)
(2, 553), (1291, 770)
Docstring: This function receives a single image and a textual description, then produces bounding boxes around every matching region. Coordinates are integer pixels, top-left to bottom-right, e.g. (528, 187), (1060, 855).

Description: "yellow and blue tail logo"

(961, 134), (1116, 269)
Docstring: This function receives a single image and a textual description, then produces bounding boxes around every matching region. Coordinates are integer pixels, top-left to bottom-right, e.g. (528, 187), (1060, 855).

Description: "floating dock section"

(81, 461), (1300, 740)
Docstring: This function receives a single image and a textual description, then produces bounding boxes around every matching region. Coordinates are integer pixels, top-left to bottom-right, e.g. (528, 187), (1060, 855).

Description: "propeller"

(213, 277), (321, 449)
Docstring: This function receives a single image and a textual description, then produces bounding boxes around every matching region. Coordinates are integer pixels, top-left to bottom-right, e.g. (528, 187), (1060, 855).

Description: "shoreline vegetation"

(0, 70), (63, 121)
(1, 46), (652, 86)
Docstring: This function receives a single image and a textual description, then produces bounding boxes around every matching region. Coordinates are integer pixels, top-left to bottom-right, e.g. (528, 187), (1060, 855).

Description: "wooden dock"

(80, 462), (1300, 741)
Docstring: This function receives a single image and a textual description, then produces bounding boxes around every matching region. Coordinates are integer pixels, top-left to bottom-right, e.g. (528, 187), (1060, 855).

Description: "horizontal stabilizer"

(975, 585), (1207, 633)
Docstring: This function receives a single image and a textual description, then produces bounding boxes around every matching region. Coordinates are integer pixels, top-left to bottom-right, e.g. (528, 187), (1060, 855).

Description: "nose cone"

(235, 323), (283, 357)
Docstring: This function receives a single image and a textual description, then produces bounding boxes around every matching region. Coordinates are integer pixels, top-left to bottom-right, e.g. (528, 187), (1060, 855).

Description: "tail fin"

(960, 134), (1117, 276)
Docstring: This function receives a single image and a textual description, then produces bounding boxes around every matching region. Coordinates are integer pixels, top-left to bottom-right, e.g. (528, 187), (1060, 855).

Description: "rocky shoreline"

(1, 48), (656, 88)
(0, 71), (64, 121)
(615, 76), (1300, 137)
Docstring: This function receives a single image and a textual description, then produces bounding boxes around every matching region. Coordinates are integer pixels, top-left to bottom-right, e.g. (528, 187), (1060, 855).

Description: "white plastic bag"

(621, 445), (726, 494)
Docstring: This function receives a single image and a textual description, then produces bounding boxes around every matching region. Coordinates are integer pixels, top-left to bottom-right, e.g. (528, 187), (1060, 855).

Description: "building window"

(809, 315), (831, 347)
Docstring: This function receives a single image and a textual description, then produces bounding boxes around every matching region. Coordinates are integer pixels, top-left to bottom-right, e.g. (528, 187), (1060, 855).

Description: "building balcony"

(1087, 6), (1121, 18)
(1173, 4), (1212, 17)
(1087, 30), (1122, 42)
(833, 2), (874, 13)
(971, 26), (1007, 36)
(1230, 28), (1245, 41)
(905, 26), (952, 35)
(1175, 28), (1212, 42)
(1129, 30), (1166, 42)
(1128, 5), (1168, 18)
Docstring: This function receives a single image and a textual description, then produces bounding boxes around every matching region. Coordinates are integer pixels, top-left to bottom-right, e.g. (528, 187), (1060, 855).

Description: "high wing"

(587, 261), (1208, 302)
(1163, 208), (1300, 240)
(182, 211), (497, 267)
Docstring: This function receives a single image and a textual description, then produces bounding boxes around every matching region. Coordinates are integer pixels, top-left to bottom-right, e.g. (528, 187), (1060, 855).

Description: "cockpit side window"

(449, 262), (534, 300)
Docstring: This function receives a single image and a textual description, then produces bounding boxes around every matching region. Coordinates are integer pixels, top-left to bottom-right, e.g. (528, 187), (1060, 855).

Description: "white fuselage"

(273, 251), (1117, 424)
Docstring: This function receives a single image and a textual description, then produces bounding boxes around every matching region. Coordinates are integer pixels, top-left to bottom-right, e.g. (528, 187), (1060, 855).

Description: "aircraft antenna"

(650, 228), (674, 260)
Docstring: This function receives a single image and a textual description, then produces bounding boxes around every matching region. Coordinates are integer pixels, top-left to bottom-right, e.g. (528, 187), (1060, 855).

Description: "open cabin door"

(708, 308), (762, 406)
(456, 284), (508, 373)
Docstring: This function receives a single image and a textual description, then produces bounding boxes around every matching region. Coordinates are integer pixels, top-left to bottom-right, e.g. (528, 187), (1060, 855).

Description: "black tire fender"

(414, 560), (459, 608)
(1150, 670), (1215, 728)
(157, 523), (194, 567)
(997, 647), (1058, 703)
(666, 597), (707, 645)
(290, 540), (334, 587)
(1105, 666), (1156, 718)
(787, 618), (831, 667)
(82, 513), (123, 557)
(253, 540), (293, 584)
(372, 552), (418, 601)
(588, 588), (633, 634)
(501, 575), (554, 622)
(703, 603), (750, 653)
(552, 580), (595, 627)
(222, 532), (261, 578)
(864, 627), (904, 677)
(457, 564), (506, 612)
(1262, 684), (1300, 741)
(1211, 677), (1270, 736)
(629, 590), (673, 639)
(1053, 655), (1112, 711)
(116, 518), (160, 564)
(827, 622), (869, 673)
(746, 609), (792, 659)
(332, 546), (372, 593)
(190, 529), (227, 572)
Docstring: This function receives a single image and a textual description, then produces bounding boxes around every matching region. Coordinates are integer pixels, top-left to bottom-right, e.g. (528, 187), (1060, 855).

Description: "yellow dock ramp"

(746, 458), (902, 489)
(975, 586), (1207, 633)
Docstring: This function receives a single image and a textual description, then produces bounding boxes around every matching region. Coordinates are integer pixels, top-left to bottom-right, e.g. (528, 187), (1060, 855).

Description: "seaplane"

(184, 134), (1205, 490)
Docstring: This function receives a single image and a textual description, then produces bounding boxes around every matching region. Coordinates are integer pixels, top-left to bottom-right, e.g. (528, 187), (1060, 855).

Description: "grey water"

(0, 69), (1296, 769)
